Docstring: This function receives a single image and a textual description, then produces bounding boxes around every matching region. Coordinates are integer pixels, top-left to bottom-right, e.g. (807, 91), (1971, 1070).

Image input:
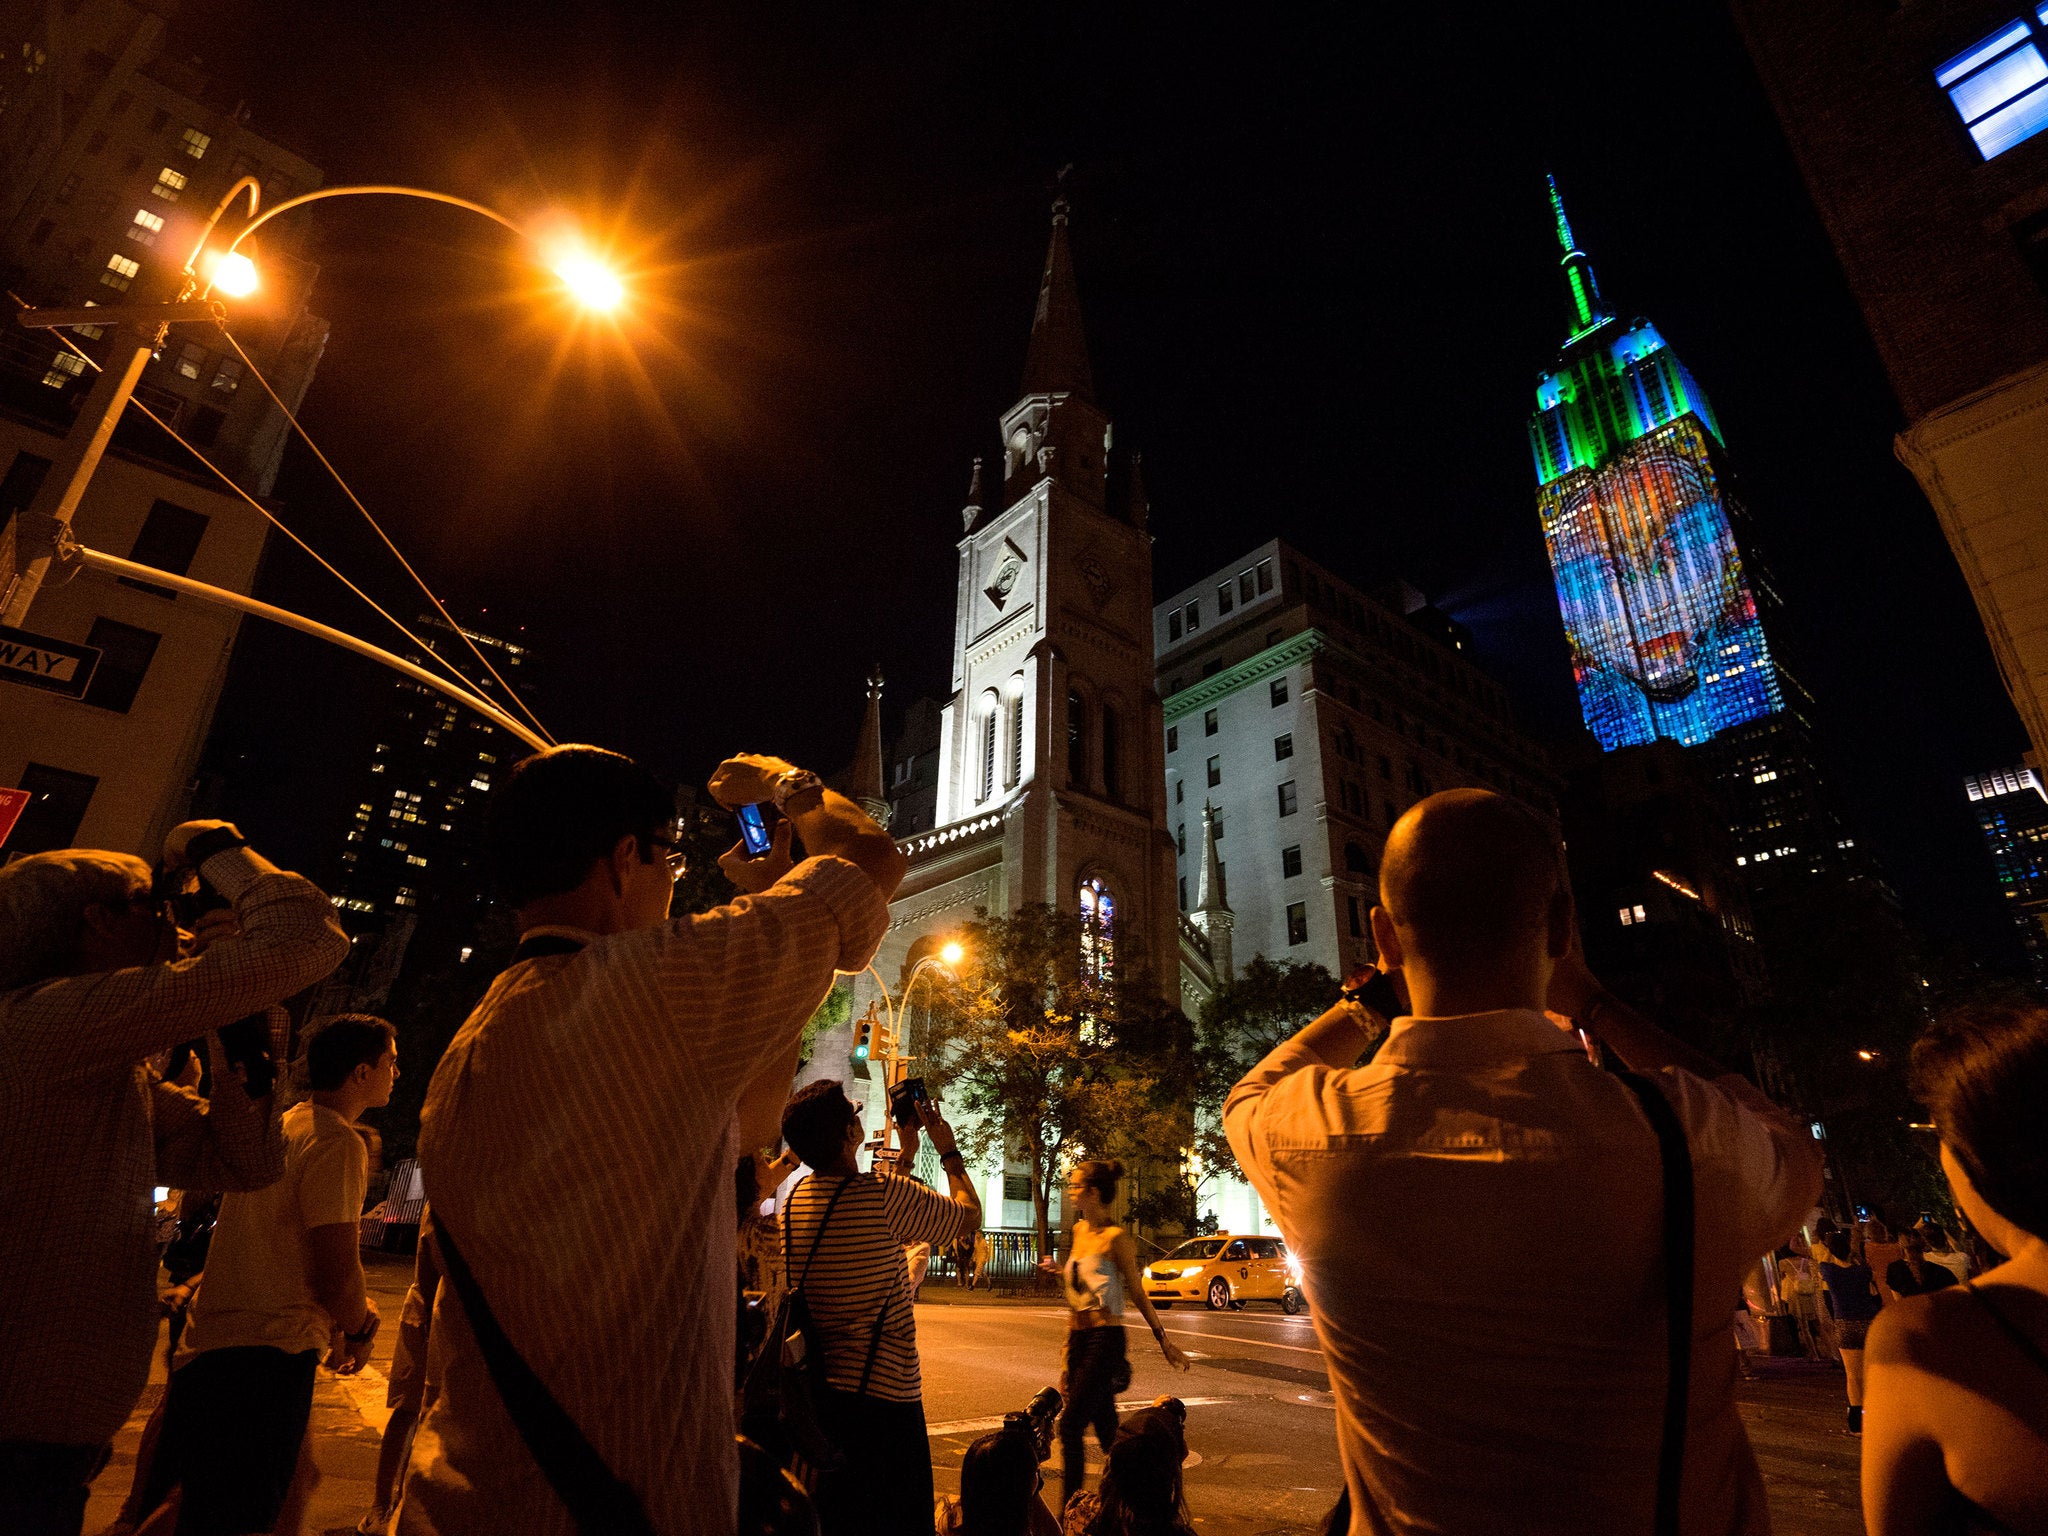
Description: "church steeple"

(1190, 800), (1234, 981)
(1020, 194), (1095, 401)
(1548, 174), (1611, 338)
(849, 665), (891, 829)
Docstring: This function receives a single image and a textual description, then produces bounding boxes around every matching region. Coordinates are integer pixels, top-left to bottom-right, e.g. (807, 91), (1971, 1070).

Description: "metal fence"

(925, 1227), (1054, 1292)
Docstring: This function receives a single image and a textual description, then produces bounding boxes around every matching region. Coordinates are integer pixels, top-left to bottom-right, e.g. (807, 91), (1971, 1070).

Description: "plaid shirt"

(398, 855), (890, 1536)
(0, 848), (350, 1447)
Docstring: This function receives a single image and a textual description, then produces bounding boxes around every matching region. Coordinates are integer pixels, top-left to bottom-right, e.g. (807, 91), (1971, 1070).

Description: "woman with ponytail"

(1055, 1160), (1189, 1513)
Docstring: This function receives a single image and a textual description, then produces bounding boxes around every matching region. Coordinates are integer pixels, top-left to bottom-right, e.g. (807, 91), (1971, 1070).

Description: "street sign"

(0, 786), (28, 848)
(0, 624), (99, 697)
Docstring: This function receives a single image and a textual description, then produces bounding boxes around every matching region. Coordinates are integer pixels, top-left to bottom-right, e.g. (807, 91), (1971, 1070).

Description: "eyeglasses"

(644, 835), (688, 881)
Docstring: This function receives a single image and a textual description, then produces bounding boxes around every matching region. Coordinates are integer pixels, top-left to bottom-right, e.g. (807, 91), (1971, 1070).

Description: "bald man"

(1225, 790), (1821, 1536)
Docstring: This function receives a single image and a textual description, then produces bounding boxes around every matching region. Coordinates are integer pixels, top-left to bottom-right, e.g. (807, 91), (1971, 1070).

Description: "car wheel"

(1206, 1277), (1231, 1311)
(1154, 1301), (1174, 1309)
(1281, 1287), (1305, 1316)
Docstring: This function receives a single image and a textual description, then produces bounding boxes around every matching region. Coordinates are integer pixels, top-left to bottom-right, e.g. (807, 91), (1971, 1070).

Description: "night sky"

(179, 1), (2028, 962)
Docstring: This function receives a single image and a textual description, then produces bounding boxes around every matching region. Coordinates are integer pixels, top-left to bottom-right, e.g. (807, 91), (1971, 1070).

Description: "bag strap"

(787, 1174), (894, 1397)
(432, 1217), (654, 1536)
(1601, 1052), (1695, 1536)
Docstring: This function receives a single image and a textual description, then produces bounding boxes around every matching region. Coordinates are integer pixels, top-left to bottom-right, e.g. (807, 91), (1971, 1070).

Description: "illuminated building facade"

(1966, 763), (2048, 983)
(1532, 179), (1784, 752)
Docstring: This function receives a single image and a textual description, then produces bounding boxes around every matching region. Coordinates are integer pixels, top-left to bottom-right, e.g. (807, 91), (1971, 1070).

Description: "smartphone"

(736, 801), (775, 858)
(1340, 967), (1403, 1019)
(889, 1076), (930, 1128)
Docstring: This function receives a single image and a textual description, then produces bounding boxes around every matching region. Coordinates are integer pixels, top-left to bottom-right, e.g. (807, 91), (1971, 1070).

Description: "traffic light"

(852, 1016), (872, 1061)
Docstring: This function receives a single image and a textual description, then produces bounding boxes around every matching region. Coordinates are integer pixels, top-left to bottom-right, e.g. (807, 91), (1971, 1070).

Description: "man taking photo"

(399, 745), (906, 1536)
(1226, 790), (1822, 1535)
(0, 821), (350, 1536)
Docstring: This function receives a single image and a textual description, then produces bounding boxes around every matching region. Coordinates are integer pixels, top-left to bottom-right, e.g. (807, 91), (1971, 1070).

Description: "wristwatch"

(182, 827), (249, 869)
(771, 769), (825, 812)
(343, 1313), (381, 1345)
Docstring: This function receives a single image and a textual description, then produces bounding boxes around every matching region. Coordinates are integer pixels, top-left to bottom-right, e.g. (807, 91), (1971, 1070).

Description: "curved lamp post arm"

(207, 184), (529, 297)
(182, 175), (262, 288)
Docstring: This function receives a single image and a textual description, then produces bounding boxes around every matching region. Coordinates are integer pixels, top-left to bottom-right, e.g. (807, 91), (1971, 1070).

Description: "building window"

(81, 618), (162, 712)
(11, 763), (99, 855)
(1079, 876), (1117, 986)
(85, 129), (106, 154)
(1257, 558), (1274, 593)
(119, 500), (209, 598)
(100, 253), (140, 292)
(1277, 781), (1298, 817)
(172, 341), (208, 380)
(1379, 754), (1393, 780)
(1179, 875), (1187, 910)
(127, 208), (165, 246)
(1009, 693), (1024, 787)
(41, 351), (85, 389)
(28, 218), (53, 246)
(1166, 725), (1178, 753)
(1212, 809), (1224, 840)
(1937, 20), (2048, 160)
(1206, 755), (1221, 788)
(1168, 610), (1182, 642)
(1217, 581), (1234, 615)
(1239, 569), (1256, 604)
(181, 126), (211, 159)
(1176, 823), (1186, 855)
(1348, 895), (1363, 937)
(1174, 780), (1183, 805)
(1101, 707), (1121, 802)
(980, 708), (996, 802)
(1282, 844), (1302, 878)
(210, 357), (243, 394)
(1004, 1172), (1031, 1204)
(1204, 708), (1218, 737)
(55, 172), (81, 204)
(149, 107), (170, 131)
(1271, 676), (1289, 707)
(1286, 901), (1309, 946)
(1178, 600), (1196, 632)
(1067, 691), (1086, 786)
(151, 166), (186, 201)
(1274, 732), (1293, 761)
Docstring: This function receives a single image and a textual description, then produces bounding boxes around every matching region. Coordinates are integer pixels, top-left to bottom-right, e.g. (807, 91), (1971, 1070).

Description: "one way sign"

(0, 623), (100, 698)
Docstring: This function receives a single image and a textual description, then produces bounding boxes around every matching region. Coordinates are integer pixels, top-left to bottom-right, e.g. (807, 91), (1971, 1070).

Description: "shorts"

(387, 1282), (431, 1410)
(1838, 1319), (1871, 1350)
(159, 1345), (318, 1536)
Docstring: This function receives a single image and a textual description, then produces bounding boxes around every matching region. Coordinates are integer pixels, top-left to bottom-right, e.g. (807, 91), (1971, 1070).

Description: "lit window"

(127, 207), (165, 245)
(1184, 601), (1200, 632)
(1619, 907), (1634, 926)
(100, 253), (140, 292)
(470, 777), (490, 790)
(1634, 904), (1646, 921)
(151, 166), (187, 201)
(1937, 19), (2048, 159)
(41, 351), (85, 389)
(210, 357), (242, 394)
(181, 126), (211, 159)
(174, 341), (206, 380)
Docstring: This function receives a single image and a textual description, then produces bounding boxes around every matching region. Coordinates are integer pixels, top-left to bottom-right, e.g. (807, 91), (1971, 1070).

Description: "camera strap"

(1599, 1051), (1696, 1536)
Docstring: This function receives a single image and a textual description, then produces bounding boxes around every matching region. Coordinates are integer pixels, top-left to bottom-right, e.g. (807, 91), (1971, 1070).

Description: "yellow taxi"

(1143, 1233), (1305, 1313)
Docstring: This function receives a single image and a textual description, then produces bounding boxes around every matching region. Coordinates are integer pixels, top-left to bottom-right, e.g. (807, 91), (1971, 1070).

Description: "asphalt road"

(919, 1300), (1343, 1536)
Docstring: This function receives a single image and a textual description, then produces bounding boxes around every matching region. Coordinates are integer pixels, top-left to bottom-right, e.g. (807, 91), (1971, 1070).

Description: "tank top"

(1063, 1234), (1125, 1319)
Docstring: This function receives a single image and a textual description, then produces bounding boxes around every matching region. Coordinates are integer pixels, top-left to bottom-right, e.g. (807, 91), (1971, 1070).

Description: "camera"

(1002, 1386), (1062, 1462)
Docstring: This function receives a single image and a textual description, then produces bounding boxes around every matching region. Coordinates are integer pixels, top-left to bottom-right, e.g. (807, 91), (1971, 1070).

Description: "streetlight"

(862, 940), (967, 1158)
(0, 181), (625, 740)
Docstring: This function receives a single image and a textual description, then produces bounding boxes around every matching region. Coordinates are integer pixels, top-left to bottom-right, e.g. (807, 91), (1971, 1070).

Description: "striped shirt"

(781, 1171), (975, 1402)
(0, 847), (348, 1447)
(398, 855), (890, 1536)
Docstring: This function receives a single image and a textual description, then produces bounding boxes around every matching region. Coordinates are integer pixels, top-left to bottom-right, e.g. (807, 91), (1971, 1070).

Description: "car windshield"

(1166, 1239), (1227, 1261)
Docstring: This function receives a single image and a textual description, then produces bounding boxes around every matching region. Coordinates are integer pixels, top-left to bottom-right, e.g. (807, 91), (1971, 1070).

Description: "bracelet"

(772, 769), (825, 812)
(183, 828), (249, 868)
(938, 1148), (965, 1166)
(343, 1313), (380, 1344)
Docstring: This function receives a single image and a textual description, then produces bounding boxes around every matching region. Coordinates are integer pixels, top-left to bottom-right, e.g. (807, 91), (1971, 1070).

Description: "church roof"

(1020, 196), (1095, 401)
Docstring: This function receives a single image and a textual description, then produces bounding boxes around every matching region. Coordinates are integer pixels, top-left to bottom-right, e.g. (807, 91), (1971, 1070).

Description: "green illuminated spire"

(1547, 174), (1610, 336)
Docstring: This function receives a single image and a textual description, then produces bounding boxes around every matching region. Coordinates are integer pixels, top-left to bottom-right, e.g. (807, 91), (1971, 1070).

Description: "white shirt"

(1225, 1008), (1822, 1536)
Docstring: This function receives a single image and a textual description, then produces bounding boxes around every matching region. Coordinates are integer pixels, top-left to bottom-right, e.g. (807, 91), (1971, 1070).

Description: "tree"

(1187, 957), (1354, 1229)
(923, 904), (1189, 1258)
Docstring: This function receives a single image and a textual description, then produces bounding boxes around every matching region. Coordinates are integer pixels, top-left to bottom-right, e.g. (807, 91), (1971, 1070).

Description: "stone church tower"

(868, 197), (1180, 1017)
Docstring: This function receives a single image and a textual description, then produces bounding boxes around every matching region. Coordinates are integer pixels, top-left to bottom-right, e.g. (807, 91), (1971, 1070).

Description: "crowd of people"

(2, 755), (2044, 1536)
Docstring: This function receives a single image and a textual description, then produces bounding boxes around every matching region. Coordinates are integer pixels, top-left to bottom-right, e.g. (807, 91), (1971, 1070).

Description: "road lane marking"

(1162, 1326), (1324, 1356)
(926, 1397), (1232, 1437)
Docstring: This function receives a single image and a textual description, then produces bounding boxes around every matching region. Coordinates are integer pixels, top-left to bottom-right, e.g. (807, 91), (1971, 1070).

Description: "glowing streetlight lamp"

(940, 940), (966, 968)
(861, 939), (968, 1159)
(209, 251), (259, 299)
(551, 245), (625, 312)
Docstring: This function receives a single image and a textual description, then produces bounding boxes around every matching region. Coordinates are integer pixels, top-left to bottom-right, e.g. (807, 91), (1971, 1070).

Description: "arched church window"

(981, 707), (997, 803)
(1101, 706), (1122, 803)
(1068, 690), (1087, 787)
(1008, 691), (1024, 787)
(1078, 876), (1116, 987)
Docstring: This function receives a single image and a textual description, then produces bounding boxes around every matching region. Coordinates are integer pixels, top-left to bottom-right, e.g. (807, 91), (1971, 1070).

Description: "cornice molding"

(1164, 630), (1324, 720)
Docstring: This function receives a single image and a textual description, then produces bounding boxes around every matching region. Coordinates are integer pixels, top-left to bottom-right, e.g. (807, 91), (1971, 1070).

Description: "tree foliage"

(923, 904), (1190, 1257)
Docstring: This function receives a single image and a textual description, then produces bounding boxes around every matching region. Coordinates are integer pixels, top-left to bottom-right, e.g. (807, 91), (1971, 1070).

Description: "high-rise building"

(0, 0), (327, 860)
(1529, 178), (1864, 908)
(326, 618), (535, 1001)
(1155, 539), (1557, 1000)
(1734, 4), (2048, 774)
(1965, 762), (2048, 983)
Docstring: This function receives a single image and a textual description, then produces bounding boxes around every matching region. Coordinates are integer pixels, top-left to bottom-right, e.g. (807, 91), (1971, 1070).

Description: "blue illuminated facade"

(1532, 179), (1784, 752)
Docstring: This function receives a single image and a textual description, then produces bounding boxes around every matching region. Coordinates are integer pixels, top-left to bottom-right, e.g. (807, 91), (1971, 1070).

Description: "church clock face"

(1078, 552), (1114, 609)
(985, 549), (1026, 610)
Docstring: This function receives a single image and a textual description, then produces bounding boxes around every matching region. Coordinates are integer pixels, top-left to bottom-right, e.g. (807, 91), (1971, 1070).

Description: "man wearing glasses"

(0, 820), (352, 1536)
(399, 745), (906, 1536)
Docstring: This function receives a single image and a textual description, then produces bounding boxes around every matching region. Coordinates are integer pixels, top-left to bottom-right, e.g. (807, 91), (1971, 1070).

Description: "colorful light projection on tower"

(1530, 178), (1781, 751)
